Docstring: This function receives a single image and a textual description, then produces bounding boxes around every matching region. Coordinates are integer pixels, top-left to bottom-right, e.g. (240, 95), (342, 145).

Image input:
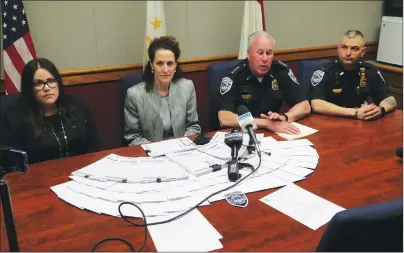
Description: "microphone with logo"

(224, 130), (243, 182)
(237, 105), (261, 157)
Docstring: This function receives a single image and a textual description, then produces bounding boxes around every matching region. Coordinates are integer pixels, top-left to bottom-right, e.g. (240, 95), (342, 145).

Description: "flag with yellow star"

(143, 1), (167, 68)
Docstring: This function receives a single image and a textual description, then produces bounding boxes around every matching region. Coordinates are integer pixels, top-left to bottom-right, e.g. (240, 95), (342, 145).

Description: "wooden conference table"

(0, 112), (402, 252)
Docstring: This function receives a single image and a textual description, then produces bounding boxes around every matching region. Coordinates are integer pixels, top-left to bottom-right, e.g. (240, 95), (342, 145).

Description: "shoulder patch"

(311, 70), (325, 86)
(321, 60), (338, 71)
(288, 69), (299, 85)
(220, 77), (233, 95)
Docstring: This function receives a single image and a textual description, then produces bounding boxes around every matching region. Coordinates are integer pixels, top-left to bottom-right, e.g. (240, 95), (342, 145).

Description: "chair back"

(297, 59), (330, 96)
(316, 198), (403, 252)
(119, 74), (143, 146)
(0, 93), (21, 130)
(207, 59), (242, 130)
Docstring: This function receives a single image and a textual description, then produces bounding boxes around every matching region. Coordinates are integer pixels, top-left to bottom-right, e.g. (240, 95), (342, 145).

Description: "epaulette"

(320, 60), (339, 71)
(359, 61), (377, 69)
(230, 61), (248, 75)
(272, 60), (289, 70)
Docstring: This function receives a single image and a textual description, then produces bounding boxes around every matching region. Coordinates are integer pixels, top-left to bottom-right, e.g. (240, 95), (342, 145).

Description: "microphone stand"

(0, 170), (20, 252)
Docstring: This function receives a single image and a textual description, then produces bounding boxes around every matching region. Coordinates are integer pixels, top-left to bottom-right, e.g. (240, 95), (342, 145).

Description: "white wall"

(0, 1), (383, 76)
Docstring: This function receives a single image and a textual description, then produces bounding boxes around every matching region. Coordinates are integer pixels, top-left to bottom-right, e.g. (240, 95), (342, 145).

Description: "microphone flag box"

(237, 112), (257, 132)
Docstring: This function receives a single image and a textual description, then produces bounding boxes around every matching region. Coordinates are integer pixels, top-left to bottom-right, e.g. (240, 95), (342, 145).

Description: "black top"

(309, 60), (393, 108)
(0, 95), (100, 164)
(219, 59), (306, 117)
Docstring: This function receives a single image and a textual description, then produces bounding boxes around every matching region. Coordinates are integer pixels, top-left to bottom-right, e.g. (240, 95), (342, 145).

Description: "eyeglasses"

(33, 78), (58, 91)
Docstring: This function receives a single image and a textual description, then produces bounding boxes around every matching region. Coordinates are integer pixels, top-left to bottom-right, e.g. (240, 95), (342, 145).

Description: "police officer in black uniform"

(218, 31), (310, 134)
(310, 30), (397, 120)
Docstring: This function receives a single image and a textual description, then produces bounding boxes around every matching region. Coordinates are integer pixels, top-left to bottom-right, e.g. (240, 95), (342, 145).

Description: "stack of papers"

(260, 183), (345, 230)
(51, 135), (326, 251)
(166, 150), (228, 177)
(137, 157), (189, 183)
(141, 137), (197, 157)
(211, 131), (265, 146)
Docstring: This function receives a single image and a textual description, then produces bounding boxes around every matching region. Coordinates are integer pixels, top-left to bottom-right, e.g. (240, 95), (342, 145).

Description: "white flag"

(238, 1), (264, 59)
(143, 1), (167, 68)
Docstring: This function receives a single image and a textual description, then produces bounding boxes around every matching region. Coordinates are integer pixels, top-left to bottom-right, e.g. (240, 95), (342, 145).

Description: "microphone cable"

(92, 144), (262, 252)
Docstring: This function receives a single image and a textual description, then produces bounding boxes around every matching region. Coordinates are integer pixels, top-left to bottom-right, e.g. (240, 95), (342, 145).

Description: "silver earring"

(151, 69), (154, 73)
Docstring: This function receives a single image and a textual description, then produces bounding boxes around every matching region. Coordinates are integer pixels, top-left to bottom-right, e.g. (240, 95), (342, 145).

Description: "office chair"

(297, 59), (330, 95)
(119, 74), (143, 146)
(0, 93), (21, 130)
(207, 59), (242, 131)
(316, 198), (403, 252)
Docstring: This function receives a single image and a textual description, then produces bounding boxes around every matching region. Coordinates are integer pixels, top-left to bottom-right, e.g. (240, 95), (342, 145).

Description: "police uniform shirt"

(219, 59), (306, 117)
(309, 60), (392, 108)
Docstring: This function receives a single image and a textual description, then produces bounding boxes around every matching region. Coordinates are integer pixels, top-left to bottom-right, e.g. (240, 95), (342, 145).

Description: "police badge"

(271, 79), (279, 91)
(220, 77), (233, 95)
(224, 190), (248, 208)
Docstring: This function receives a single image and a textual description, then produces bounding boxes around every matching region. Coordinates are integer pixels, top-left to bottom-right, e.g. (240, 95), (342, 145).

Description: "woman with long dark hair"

(124, 36), (201, 145)
(0, 58), (100, 164)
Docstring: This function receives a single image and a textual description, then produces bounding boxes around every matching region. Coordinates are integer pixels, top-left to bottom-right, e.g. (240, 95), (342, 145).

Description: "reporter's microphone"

(236, 105), (261, 156)
(224, 130), (243, 182)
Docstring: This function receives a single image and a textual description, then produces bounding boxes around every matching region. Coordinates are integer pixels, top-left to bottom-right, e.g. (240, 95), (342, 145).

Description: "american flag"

(2, 0), (36, 94)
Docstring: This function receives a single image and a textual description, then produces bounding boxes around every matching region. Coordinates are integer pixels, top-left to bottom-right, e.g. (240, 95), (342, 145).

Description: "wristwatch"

(378, 105), (386, 117)
(281, 113), (289, 122)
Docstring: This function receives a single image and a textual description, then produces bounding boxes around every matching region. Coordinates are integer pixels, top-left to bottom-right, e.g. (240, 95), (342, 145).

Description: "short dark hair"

(20, 58), (83, 136)
(142, 36), (183, 92)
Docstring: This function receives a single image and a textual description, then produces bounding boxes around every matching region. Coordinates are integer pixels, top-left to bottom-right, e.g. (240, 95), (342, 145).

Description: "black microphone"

(224, 130), (243, 182)
(236, 105), (261, 156)
(396, 147), (403, 158)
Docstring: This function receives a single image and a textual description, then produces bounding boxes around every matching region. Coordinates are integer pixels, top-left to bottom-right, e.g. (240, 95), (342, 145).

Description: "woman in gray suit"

(124, 36), (201, 146)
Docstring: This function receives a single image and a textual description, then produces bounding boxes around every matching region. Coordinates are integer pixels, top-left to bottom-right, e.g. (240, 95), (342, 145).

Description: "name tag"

(332, 88), (342, 94)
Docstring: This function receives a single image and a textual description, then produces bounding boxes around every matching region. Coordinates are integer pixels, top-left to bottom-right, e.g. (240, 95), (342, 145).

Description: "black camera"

(0, 145), (29, 174)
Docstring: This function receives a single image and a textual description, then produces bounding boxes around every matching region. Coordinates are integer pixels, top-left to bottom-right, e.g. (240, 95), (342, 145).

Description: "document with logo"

(276, 122), (318, 140)
(260, 183), (345, 230)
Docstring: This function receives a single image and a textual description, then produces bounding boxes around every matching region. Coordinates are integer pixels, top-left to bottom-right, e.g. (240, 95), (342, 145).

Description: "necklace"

(52, 120), (69, 157)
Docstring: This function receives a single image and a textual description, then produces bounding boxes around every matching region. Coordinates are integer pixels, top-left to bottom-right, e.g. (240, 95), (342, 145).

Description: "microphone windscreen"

(237, 105), (249, 116)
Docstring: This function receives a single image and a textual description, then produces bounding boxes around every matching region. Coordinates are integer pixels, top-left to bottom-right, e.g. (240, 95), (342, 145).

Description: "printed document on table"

(260, 183), (345, 230)
(211, 131), (264, 146)
(141, 137), (197, 157)
(166, 150), (228, 177)
(276, 122), (318, 140)
(147, 209), (223, 252)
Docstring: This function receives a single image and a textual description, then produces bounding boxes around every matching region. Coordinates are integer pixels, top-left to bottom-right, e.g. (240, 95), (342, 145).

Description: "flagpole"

(257, 0), (266, 31)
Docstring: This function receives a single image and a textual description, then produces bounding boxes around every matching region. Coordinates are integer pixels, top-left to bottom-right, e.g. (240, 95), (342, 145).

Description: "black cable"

(92, 144), (262, 252)
(91, 237), (135, 252)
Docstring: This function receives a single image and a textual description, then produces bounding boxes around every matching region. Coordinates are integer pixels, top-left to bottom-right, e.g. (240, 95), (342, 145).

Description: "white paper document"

(147, 209), (223, 252)
(260, 183), (345, 230)
(276, 122), (318, 140)
(211, 131), (264, 146)
(141, 137), (197, 157)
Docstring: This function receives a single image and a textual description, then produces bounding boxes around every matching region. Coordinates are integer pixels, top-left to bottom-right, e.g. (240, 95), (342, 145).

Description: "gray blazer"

(124, 78), (201, 146)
